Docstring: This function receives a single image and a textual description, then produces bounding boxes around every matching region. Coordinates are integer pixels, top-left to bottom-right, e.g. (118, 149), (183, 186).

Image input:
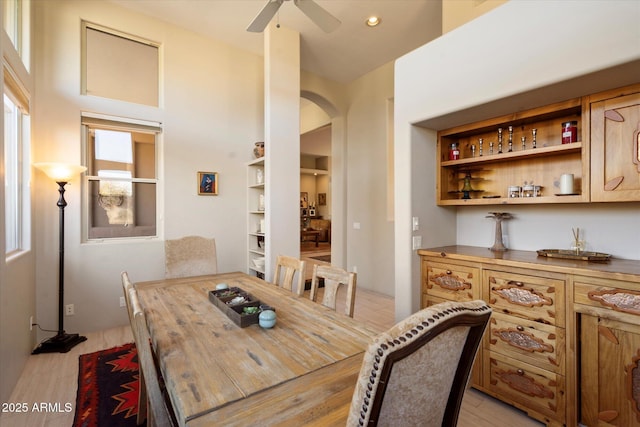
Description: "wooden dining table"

(134, 271), (380, 426)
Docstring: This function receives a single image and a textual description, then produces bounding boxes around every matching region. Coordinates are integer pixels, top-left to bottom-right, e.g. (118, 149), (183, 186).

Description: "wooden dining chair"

(129, 287), (176, 427)
(273, 255), (306, 296)
(309, 264), (357, 317)
(165, 235), (218, 279)
(347, 300), (491, 427)
(121, 271), (148, 426)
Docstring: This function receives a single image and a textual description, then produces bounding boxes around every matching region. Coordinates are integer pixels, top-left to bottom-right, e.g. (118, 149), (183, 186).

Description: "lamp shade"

(34, 162), (87, 182)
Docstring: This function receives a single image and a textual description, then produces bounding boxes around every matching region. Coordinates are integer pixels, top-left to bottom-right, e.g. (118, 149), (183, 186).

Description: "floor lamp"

(32, 162), (88, 354)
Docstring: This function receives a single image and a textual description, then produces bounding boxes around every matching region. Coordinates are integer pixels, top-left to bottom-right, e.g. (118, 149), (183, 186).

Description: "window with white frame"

(4, 80), (30, 255)
(3, 0), (31, 70)
(82, 115), (160, 240)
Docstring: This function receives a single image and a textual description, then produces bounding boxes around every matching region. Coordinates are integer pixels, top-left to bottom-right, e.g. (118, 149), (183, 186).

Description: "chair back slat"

(165, 236), (218, 279)
(310, 264), (357, 317)
(273, 255), (306, 296)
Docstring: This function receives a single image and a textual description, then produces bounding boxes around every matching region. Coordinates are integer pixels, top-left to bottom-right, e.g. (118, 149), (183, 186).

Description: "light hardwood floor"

(1, 284), (542, 427)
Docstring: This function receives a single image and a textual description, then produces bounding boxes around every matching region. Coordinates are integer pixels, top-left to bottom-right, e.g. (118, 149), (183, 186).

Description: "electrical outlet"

(30, 316), (33, 331)
(412, 235), (423, 250)
(120, 296), (126, 308)
(65, 304), (74, 316)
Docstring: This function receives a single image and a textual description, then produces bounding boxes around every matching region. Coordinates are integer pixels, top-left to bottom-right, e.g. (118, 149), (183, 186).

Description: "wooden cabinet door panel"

(581, 315), (640, 426)
(591, 90), (640, 202)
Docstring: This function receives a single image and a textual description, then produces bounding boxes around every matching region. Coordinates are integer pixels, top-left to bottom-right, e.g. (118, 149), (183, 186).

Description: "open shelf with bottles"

(437, 97), (588, 205)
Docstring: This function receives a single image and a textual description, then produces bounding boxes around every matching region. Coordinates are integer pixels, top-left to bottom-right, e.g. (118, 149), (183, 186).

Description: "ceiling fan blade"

(293, 0), (341, 33)
(246, 0), (285, 33)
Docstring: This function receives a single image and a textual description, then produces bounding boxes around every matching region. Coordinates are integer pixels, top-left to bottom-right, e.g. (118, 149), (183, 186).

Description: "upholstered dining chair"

(347, 300), (491, 427)
(273, 255), (306, 296)
(165, 235), (218, 279)
(129, 287), (176, 427)
(121, 271), (148, 426)
(309, 264), (357, 317)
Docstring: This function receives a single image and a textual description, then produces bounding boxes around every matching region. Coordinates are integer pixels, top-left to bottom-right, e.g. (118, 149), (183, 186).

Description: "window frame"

(81, 21), (159, 106)
(81, 113), (162, 242)
(3, 66), (31, 257)
(3, 0), (31, 71)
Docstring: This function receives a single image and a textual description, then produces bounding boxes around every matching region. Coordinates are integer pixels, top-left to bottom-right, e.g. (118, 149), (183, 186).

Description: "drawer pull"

(493, 329), (554, 353)
(508, 280), (524, 287)
(588, 289), (640, 315)
(494, 286), (553, 308)
(431, 273), (471, 291)
(496, 369), (555, 399)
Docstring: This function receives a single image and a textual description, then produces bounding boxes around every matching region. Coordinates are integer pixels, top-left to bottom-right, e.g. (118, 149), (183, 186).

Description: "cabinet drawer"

(487, 312), (565, 374)
(485, 269), (565, 326)
(485, 352), (565, 423)
(574, 276), (640, 323)
(423, 261), (480, 301)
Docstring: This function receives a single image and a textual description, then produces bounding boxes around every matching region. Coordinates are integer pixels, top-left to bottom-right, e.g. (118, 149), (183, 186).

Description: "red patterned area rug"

(73, 342), (140, 427)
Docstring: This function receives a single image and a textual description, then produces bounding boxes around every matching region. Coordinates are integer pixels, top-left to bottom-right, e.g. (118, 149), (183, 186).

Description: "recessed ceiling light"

(366, 16), (381, 27)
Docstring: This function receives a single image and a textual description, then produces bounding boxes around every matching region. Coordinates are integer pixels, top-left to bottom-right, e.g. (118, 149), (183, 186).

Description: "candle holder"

(486, 212), (513, 252)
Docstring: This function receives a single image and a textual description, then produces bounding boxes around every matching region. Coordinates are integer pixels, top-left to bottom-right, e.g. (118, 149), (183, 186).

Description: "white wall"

(32, 1), (264, 335)
(344, 61), (396, 295)
(395, 0), (640, 320)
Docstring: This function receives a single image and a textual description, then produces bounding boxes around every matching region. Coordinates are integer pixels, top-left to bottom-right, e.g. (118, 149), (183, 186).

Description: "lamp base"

(32, 332), (87, 354)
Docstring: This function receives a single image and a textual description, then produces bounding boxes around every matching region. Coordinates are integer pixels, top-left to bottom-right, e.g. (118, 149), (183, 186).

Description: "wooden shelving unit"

(437, 98), (588, 205)
(247, 157), (266, 278)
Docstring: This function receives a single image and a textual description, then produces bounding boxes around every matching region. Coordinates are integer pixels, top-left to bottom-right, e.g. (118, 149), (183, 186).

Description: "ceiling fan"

(247, 0), (341, 33)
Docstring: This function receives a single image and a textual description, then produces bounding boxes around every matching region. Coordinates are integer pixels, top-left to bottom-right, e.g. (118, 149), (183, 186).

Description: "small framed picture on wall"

(318, 193), (326, 205)
(198, 172), (218, 195)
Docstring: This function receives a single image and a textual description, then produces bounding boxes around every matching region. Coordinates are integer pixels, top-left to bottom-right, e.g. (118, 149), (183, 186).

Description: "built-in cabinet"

(436, 83), (640, 206)
(574, 275), (640, 426)
(589, 85), (640, 202)
(419, 246), (640, 427)
(247, 157), (266, 278)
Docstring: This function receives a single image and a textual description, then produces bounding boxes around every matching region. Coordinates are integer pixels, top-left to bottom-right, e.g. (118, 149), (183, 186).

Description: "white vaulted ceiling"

(109, 0), (443, 84)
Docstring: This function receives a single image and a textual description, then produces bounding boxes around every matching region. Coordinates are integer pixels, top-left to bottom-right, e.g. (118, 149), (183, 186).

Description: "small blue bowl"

(258, 310), (276, 329)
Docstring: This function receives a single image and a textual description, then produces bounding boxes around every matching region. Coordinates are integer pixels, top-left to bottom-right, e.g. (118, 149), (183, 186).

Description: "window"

(4, 85), (30, 255)
(3, 0), (31, 70)
(82, 115), (161, 240)
(82, 22), (159, 106)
